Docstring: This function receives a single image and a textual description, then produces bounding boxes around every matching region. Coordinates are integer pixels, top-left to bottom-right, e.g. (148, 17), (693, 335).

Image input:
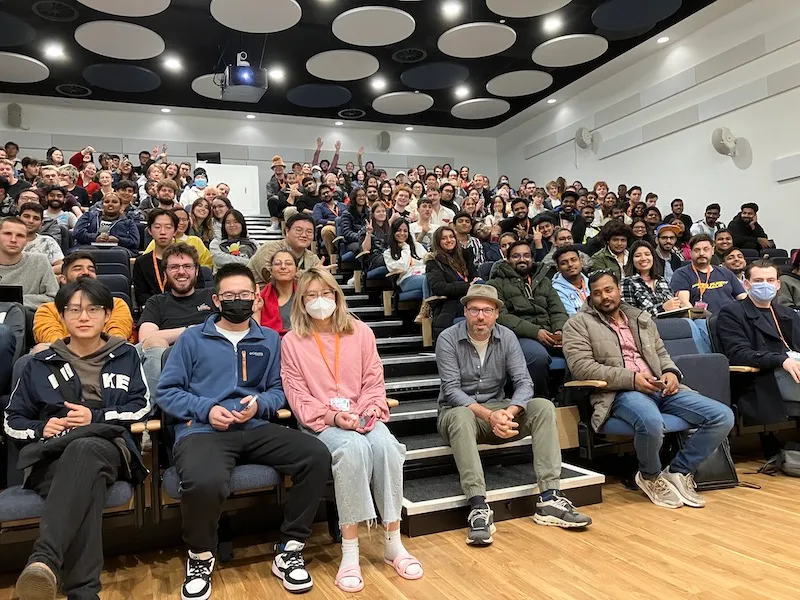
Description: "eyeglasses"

(165, 263), (196, 273)
(510, 253), (532, 260)
(218, 291), (255, 301)
(303, 290), (335, 301)
(63, 304), (105, 319)
(292, 229), (314, 237)
(466, 307), (496, 317)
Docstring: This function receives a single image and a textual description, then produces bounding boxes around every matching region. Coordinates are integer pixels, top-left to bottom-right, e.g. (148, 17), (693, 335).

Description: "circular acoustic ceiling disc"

(592, 0), (681, 32)
(486, 0), (572, 18)
(372, 91), (434, 115)
(333, 6), (415, 47)
(306, 50), (379, 82)
(596, 24), (654, 42)
(486, 70), (553, 97)
(192, 73), (223, 100)
(287, 84), (352, 108)
(83, 63), (161, 92)
(401, 62), (469, 90)
(438, 22), (516, 59)
(532, 33), (608, 68)
(75, 20), (165, 60)
(0, 52), (49, 83)
(210, 0), (301, 34)
(451, 98), (510, 120)
(0, 12), (37, 46)
(77, 0), (170, 17)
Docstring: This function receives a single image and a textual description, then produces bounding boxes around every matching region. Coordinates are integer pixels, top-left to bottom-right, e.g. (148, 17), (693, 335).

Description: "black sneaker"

(466, 507), (495, 546)
(272, 540), (313, 594)
(533, 491), (593, 528)
(182, 552), (215, 600)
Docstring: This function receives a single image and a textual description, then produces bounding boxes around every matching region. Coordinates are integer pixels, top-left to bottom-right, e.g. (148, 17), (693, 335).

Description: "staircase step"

(385, 375), (440, 394)
(381, 352), (438, 378)
(375, 335), (423, 351)
(349, 305), (384, 318)
(389, 398), (439, 422)
(400, 432), (534, 461)
(365, 320), (405, 337)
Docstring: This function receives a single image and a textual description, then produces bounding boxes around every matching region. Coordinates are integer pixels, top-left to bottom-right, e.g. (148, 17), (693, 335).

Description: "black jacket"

(554, 209), (587, 247)
(425, 248), (478, 339)
(726, 215), (769, 251)
(717, 297), (800, 424)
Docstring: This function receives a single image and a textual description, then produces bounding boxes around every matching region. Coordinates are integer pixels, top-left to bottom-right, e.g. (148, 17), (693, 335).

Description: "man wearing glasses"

(653, 224), (684, 284)
(137, 242), (216, 395)
(435, 284), (592, 547)
(248, 214), (320, 284)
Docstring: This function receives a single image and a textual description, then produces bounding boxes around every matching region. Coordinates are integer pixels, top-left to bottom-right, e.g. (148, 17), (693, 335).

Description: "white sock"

(338, 538), (361, 588)
(384, 529), (422, 577)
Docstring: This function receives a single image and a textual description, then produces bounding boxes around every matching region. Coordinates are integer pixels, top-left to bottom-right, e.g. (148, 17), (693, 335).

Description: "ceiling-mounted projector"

(221, 51), (268, 103)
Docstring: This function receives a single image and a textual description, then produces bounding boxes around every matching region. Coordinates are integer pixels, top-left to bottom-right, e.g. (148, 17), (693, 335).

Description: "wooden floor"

(0, 462), (798, 599)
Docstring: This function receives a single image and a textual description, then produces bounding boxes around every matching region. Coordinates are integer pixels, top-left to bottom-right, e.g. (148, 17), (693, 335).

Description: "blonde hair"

(58, 164), (78, 181)
(290, 267), (355, 338)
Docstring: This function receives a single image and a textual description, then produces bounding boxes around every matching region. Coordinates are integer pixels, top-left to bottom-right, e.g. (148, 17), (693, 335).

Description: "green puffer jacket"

(488, 261), (568, 339)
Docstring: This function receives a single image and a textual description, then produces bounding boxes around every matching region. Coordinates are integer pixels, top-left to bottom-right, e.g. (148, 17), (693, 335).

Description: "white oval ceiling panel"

(333, 7), (415, 47)
(373, 91), (434, 115)
(486, 0), (572, 18)
(486, 70), (553, 97)
(78, 0), (170, 17)
(0, 52), (49, 83)
(75, 21), (165, 60)
(191, 73), (223, 100)
(306, 50), (379, 82)
(438, 23), (516, 59)
(451, 98), (510, 120)
(532, 33), (609, 67)
(210, 0), (301, 33)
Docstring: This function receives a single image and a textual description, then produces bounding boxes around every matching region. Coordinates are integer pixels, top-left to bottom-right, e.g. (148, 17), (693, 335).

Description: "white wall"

(496, 0), (800, 249)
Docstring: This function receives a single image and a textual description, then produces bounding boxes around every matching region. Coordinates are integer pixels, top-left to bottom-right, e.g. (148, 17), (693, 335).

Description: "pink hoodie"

(281, 319), (389, 432)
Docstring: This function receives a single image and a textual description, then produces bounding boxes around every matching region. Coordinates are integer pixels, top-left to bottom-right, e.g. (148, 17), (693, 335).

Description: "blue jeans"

(612, 390), (734, 477)
(0, 324), (16, 394)
(686, 318), (712, 353)
(399, 274), (425, 294)
(517, 337), (554, 398)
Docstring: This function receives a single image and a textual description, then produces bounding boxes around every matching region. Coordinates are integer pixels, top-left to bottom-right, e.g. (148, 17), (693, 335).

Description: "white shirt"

(430, 205), (455, 227)
(383, 242), (427, 283)
(468, 334), (489, 366)
(409, 221), (439, 250)
(23, 234), (63, 265)
(216, 324), (249, 349)
(689, 219), (725, 237)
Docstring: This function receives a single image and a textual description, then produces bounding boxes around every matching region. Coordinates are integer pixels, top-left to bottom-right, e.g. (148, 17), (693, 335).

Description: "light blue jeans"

(399, 274), (425, 294)
(316, 421), (406, 526)
(135, 343), (167, 402)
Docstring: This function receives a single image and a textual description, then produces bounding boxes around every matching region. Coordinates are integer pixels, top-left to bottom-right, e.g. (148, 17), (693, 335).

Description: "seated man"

(722, 247), (746, 281)
(540, 227), (590, 278)
(33, 251), (133, 345)
(551, 245), (589, 316)
(42, 185), (78, 230)
(19, 202), (63, 274)
(72, 192), (140, 252)
(717, 259), (800, 430)
(488, 240), (568, 396)
(562, 271), (734, 509)
(248, 214), (320, 284)
(137, 242), (216, 395)
(726, 202), (773, 251)
(133, 208), (181, 308)
(713, 229), (733, 264)
(0, 217), (58, 309)
(589, 220), (630, 279)
(670, 234), (746, 314)
(157, 263), (331, 597)
(436, 284), (591, 545)
(5, 277), (150, 600)
(499, 198), (534, 239)
(653, 224), (684, 283)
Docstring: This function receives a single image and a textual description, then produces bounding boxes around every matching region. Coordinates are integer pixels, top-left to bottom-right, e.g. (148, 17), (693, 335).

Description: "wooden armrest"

(386, 269), (405, 278)
(129, 257), (136, 266)
(564, 380), (608, 388)
(729, 366), (760, 373)
(332, 236), (344, 244)
(276, 408), (292, 419)
(387, 398), (399, 408)
(131, 419), (162, 434)
(355, 251), (369, 260)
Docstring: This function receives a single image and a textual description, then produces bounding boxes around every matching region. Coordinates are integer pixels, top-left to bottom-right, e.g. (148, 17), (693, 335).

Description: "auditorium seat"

(0, 482), (134, 523)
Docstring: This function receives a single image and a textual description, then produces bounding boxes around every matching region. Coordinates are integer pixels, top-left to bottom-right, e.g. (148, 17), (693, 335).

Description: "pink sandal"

(335, 564), (364, 593)
(384, 552), (424, 580)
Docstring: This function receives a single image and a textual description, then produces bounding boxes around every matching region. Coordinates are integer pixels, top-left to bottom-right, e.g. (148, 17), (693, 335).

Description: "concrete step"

(375, 335), (424, 352)
(389, 398), (439, 422)
(385, 374), (440, 394)
(381, 352), (438, 378)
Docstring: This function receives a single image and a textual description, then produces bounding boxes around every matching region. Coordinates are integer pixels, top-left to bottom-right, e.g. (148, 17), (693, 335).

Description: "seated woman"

(340, 188), (369, 256)
(383, 219), (426, 296)
(188, 197), (214, 246)
(210, 196), (233, 241)
(143, 206), (212, 267)
(425, 225), (480, 339)
(281, 268), (422, 593)
(621, 240), (683, 315)
(258, 249), (297, 336)
(361, 202), (391, 271)
(670, 217), (691, 260)
(484, 195), (509, 228)
(6, 277), (149, 600)
(630, 218), (653, 245)
(210, 209), (259, 271)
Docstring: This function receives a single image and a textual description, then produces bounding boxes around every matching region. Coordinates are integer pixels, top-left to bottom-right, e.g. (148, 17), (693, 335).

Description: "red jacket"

(259, 282), (296, 337)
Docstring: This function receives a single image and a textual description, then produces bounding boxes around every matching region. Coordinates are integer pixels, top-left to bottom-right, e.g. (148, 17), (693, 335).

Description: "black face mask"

(219, 299), (254, 324)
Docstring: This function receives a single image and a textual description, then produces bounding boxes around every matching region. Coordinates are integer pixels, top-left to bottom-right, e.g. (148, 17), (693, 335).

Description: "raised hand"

(334, 140), (342, 152)
(358, 146), (364, 156)
(316, 137), (324, 149)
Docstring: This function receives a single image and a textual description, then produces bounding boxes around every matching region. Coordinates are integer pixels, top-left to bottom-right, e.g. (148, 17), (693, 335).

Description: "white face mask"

(306, 296), (336, 320)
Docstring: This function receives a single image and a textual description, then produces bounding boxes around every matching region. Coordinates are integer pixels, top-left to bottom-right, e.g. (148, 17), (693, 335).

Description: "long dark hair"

(389, 219), (421, 261)
(624, 240), (664, 279)
(348, 187), (368, 217)
(431, 225), (468, 275)
(222, 208), (248, 239)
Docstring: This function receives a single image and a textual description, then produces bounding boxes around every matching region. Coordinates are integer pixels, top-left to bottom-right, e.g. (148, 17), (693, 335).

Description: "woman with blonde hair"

(281, 267), (422, 593)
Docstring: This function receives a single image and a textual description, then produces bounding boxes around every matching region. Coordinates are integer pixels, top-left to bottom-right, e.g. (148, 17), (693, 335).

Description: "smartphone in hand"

(650, 378), (667, 390)
(359, 414), (376, 429)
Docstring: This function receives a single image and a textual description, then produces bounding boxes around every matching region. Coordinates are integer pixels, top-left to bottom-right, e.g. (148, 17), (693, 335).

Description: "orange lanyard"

(313, 332), (340, 392)
(331, 204), (339, 217)
(152, 251), (166, 293)
(692, 265), (711, 300)
(768, 305), (791, 350)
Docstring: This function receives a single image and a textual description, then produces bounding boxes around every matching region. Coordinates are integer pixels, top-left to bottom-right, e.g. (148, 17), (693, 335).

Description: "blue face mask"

(194, 178), (207, 189)
(749, 281), (777, 303)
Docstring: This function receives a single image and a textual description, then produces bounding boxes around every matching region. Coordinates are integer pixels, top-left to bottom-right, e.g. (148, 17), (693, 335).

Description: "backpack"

(758, 442), (800, 477)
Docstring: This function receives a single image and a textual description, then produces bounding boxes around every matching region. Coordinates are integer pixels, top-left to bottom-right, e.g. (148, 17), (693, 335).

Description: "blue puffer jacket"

(72, 211), (140, 251)
(340, 208), (369, 244)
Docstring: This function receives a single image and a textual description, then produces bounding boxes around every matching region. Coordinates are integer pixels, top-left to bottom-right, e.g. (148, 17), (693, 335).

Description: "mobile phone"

(359, 414), (376, 429)
(650, 379), (667, 390)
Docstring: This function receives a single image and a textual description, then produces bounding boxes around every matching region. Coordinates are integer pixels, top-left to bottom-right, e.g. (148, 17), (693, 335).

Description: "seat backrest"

(199, 266), (212, 288)
(707, 314), (724, 353)
(655, 318), (698, 357)
(79, 246), (132, 267)
(741, 248), (760, 259)
(96, 263), (131, 278)
(0, 302), (26, 363)
(58, 225), (72, 255)
(762, 248), (788, 258)
(112, 292), (133, 312)
(97, 273), (131, 296)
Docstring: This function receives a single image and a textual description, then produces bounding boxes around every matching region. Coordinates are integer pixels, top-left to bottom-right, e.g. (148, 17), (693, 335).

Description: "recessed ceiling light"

(405, 126), (414, 131)
(334, 121), (344, 126)
(44, 43), (65, 59)
(442, 1), (462, 19)
(268, 67), (285, 82)
(161, 108), (171, 113)
(657, 36), (670, 44)
(163, 56), (182, 71)
(546, 98), (557, 104)
(455, 85), (469, 98)
(543, 16), (562, 33)
(246, 114), (256, 119)
(499, 19), (506, 24)
(371, 77), (386, 91)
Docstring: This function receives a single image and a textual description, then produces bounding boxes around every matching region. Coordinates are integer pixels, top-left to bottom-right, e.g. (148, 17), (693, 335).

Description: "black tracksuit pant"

(174, 424), (331, 552)
(27, 437), (122, 600)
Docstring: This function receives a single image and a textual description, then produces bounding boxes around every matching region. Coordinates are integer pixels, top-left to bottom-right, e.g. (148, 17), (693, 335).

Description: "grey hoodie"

(51, 335), (127, 406)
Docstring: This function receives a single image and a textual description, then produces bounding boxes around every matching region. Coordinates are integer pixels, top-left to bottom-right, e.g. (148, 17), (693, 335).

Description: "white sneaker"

(661, 468), (706, 508)
(182, 552), (214, 600)
(635, 472), (683, 509)
(268, 222), (281, 232)
(272, 540), (313, 593)
(346, 277), (355, 287)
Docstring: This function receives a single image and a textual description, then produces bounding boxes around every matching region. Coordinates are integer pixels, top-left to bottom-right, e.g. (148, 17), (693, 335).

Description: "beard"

(514, 262), (532, 277)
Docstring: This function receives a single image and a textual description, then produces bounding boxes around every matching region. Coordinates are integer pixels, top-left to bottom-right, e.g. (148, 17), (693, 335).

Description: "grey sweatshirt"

(51, 335), (127, 406)
(0, 252), (59, 309)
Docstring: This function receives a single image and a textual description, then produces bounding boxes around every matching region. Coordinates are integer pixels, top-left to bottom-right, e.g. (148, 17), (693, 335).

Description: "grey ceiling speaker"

(711, 127), (738, 156)
(574, 126), (602, 153)
(6, 103), (22, 129)
(377, 130), (391, 152)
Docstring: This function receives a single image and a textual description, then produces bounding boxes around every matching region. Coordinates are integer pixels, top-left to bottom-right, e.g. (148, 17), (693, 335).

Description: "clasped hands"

(489, 408), (519, 439)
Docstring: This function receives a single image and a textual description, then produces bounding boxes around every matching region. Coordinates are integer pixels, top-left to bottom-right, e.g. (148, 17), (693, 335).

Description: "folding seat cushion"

(0, 481), (133, 522)
(161, 464), (282, 499)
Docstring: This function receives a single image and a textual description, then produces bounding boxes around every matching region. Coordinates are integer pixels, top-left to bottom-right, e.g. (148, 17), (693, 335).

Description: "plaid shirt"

(620, 274), (674, 316)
